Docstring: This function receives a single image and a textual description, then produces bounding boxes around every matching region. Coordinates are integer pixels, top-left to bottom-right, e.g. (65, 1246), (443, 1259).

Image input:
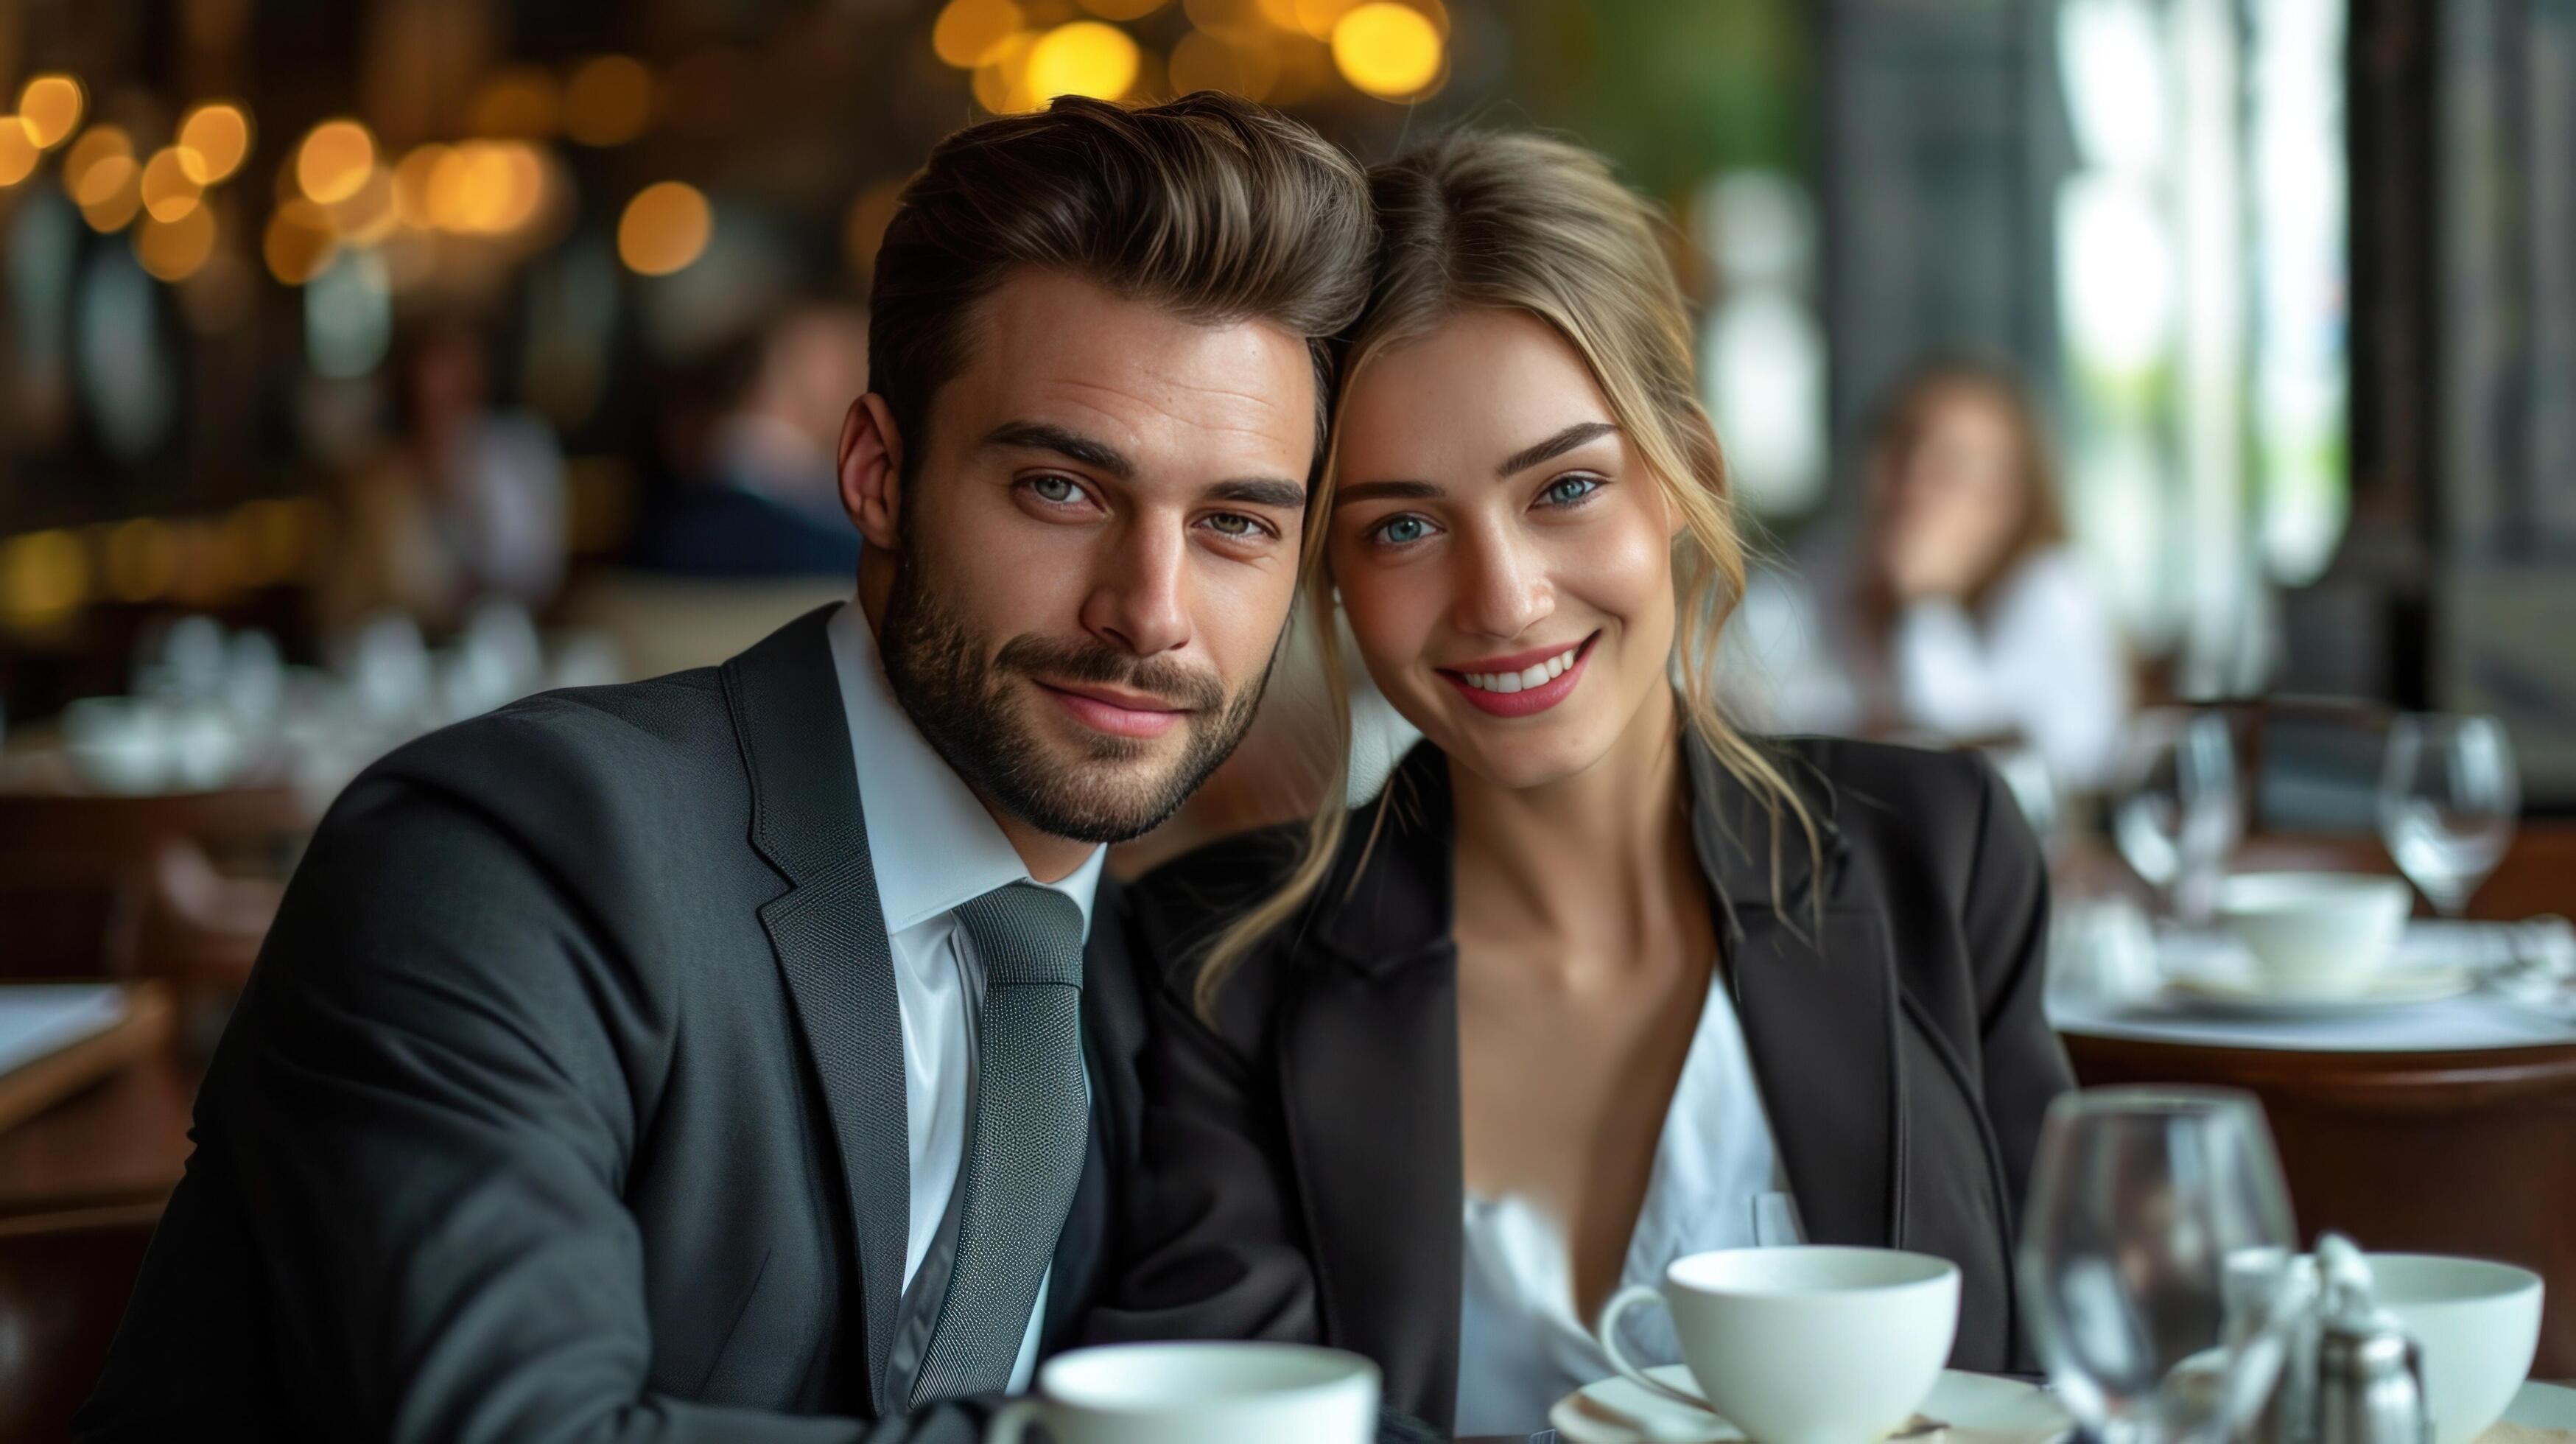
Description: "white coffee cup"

(2367, 1253), (2544, 1444)
(2216, 872), (2412, 997)
(983, 1341), (1379, 1444)
(1596, 1247), (1960, 1444)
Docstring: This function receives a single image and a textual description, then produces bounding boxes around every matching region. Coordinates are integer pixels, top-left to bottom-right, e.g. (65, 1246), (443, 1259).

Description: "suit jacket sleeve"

(1960, 757), (2076, 1240)
(1080, 906), (1319, 1348)
(82, 772), (978, 1444)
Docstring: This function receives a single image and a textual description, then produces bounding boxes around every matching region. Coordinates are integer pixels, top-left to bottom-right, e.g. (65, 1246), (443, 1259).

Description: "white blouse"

(1452, 970), (1803, 1436)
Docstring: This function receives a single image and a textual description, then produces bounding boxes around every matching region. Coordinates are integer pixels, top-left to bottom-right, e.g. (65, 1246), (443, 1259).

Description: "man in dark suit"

(77, 92), (1375, 1442)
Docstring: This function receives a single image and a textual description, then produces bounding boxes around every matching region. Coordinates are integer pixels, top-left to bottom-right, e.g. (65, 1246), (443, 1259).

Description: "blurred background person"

(628, 300), (868, 580)
(1845, 360), (2130, 790)
(316, 316), (569, 633)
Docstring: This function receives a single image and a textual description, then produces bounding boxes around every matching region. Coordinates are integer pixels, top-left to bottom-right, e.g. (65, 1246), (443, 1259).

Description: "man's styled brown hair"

(868, 91), (1378, 486)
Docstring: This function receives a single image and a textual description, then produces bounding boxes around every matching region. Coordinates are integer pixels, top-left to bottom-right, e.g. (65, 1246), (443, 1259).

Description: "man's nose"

(1081, 512), (1193, 658)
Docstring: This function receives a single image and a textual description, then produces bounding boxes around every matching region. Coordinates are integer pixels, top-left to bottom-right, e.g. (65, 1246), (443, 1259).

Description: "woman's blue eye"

(1029, 476), (1081, 503)
(1541, 476), (1600, 507)
(1375, 515), (1430, 546)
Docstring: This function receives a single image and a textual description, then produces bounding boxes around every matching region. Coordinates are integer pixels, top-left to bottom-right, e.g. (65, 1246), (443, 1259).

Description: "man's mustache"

(993, 634), (1227, 714)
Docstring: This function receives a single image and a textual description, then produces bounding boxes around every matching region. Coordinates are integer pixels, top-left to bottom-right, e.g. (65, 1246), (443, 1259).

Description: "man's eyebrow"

(1205, 478), (1307, 510)
(1334, 479), (1443, 505)
(1496, 421), (1619, 478)
(982, 421), (1133, 480)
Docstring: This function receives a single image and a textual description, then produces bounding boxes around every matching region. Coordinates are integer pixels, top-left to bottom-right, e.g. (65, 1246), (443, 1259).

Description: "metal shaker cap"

(2312, 1234), (2430, 1444)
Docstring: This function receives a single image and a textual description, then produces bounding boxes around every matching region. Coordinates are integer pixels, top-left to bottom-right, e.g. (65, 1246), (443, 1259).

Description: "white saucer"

(1548, 1367), (2066, 1444)
(2159, 961), (2474, 1017)
(2505, 1379), (2576, 1431)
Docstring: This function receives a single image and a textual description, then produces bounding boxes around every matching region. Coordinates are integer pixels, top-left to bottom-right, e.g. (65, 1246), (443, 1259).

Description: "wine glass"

(2020, 1087), (2301, 1444)
(2379, 714), (2519, 916)
(2113, 710), (2243, 922)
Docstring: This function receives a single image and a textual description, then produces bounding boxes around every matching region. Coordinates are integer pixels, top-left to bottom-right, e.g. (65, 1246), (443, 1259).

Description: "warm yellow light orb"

(177, 102), (253, 184)
(264, 198), (340, 284)
(1026, 21), (1141, 104)
(564, 55), (653, 147)
(76, 156), (143, 231)
(0, 120), (38, 186)
(135, 204), (221, 283)
(17, 76), (85, 149)
(934, 0), (1025, 69)
(295, 119), (376, 204)
(1331, 2), (1440, 98)
(63, 125), (133, 199)
(618, 181), (712, 276)
(140, 148), (205, 222)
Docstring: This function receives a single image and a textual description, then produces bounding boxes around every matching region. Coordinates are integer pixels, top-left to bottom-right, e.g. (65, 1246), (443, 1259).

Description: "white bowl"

(2368, 1253), (2543, 1444)
(2216, 872), (2413, 997)
(1652, 1247), (1959, 1444)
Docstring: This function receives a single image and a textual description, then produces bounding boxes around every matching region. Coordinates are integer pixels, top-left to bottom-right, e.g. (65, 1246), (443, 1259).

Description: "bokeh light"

(1026, 21), (1141, 104)
(0, 530), (91, 634)
(329, 165), (400, 244)
(564, 55), (653, 147)
(0, 120), (38, 186)
(140, 148), (205, 222)
(264, 197), (340, 284)
(16, 75), (85, 149)
(77, 156), (144, 232)
(177, 102), (253, 183)
(134, 203), (221, 283)
(393, 144), (449, 228)
(295, 119), (376, 205)
(1294, 0), (1359, 40)
(972, 32), (1044, 113)
(469, 66), (562, 139)
(618, 181), (712, 276)
(1331, 2), (1441, 99)
(934, 0), (1025, 69)
(1079, 0), (1170, 18)
(63, 125), (133, 200)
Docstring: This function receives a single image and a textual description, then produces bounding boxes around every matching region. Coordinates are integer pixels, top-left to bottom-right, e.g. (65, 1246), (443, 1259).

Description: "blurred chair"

(0, 1202), (159, 1444)
(0, 785), (305, 984)
(560, 568), (852, 681)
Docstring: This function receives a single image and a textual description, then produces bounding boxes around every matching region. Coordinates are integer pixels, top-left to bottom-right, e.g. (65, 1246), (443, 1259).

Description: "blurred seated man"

(632, 303), (871, 579)
(76, 93), (1374, 1444)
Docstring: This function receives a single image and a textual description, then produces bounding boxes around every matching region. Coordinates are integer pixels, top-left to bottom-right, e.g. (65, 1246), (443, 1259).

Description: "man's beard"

(875, 541), (1271, 845)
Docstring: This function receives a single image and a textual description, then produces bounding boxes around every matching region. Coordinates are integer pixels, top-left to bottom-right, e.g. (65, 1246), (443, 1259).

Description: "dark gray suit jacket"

(1091, 735), (2074, 1431)
(77, 606), (1147, 1442)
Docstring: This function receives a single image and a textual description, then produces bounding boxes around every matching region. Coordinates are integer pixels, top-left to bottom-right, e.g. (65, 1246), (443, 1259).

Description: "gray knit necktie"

(906, 881), (1089, 1404)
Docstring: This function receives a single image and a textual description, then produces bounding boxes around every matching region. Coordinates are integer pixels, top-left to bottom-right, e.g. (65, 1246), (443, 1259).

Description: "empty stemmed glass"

(2020, 1087), (2301, 1444)
(2113, 710), (2243, 924)
(2379, 714), (2519, 917)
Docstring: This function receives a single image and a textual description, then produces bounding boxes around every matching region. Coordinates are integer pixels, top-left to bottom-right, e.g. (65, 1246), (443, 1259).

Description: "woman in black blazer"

(1089, 132), (2075, 1436)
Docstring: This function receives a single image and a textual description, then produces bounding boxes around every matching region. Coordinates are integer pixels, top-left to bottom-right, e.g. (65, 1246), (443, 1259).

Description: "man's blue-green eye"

(1542, 476), (1599, 507)
(1029, 476), (1079, 503)
(1376, 516), (1428, 546)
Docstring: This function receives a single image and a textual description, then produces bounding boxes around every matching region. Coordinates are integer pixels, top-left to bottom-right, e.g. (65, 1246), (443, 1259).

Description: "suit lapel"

(1685, 737), (1902, 1250)
(723, 606), (910, 1415)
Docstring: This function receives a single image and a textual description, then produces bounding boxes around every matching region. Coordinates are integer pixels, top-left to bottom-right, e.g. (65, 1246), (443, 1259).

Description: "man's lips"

(1034, 679), (1191, 739)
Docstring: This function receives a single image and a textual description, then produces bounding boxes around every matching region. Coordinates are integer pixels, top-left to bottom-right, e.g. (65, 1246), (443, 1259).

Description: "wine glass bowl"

(2113, 710), (2244, 922)
(2019, 1087), (2300, 1444)
(2379, 714), (2519, 917)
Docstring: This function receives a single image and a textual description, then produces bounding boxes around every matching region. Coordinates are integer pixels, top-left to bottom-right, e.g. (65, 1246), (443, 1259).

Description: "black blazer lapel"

(723, 606), (910, 1415)
(1685, 736), (1901, 1250)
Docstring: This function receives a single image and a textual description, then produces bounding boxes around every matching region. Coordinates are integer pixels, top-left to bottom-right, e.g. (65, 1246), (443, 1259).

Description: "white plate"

(2158, 961), (2474, 1017)
(2505, 1379), (2576, 1431)
(1548, 1367), (2066, 1444)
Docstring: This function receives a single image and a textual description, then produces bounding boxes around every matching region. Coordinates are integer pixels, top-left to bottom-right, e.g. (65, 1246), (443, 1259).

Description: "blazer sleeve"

(1960, 757), (2077, 1230)
(83, 777), (973, 1444)
(1080, 910), (1320, 1348)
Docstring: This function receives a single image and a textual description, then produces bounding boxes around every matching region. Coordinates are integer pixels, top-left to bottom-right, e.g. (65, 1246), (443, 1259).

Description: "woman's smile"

(1437, 631), (1600, 718)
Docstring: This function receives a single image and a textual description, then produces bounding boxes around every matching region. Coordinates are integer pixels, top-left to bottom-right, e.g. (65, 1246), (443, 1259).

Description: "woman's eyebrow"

(1495, 420), (1618, 477)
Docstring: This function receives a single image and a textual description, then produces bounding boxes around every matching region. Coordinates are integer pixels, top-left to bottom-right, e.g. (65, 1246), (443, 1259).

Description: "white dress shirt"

(824, 600), (1106, 1394)
(1453, 969), (1803, 1436)
(1891, 547), (2130, 792)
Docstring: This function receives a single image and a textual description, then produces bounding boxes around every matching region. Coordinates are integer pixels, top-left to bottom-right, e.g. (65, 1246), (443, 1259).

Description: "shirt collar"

(825, 600), (1105, 939)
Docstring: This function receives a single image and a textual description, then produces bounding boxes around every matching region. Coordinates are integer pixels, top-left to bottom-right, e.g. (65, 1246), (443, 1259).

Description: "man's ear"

(840, 393), (905, 551)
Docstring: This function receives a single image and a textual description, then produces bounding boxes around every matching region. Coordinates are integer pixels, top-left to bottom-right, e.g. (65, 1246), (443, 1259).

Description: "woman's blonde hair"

(1193, 130), (1819, 1020)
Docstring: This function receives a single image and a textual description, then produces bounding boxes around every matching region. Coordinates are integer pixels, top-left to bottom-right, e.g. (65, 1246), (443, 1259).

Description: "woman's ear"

(840, 394), (905, 551)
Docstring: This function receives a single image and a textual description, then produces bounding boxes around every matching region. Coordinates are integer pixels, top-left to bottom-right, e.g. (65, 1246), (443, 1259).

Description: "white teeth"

(1458, 645), (1583, 693)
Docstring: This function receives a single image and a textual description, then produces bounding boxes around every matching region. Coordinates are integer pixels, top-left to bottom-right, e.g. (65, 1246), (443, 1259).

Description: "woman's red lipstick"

(1436, 632), (1598, 718)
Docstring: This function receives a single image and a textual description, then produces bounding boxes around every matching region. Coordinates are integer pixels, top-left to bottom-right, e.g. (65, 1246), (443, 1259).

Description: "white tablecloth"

(2049, 914), (2576, 1052)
